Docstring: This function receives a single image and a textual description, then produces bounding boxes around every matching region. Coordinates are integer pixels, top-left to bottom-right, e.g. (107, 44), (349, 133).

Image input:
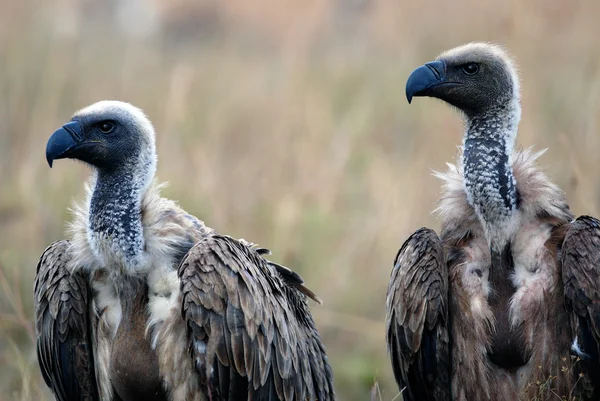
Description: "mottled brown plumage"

(35, 101), (334, 401)
(385, 228), (449, 401)
(179, 235), (333, 401)
(35, 240), (98, 401)
(388, 43), (600, 400)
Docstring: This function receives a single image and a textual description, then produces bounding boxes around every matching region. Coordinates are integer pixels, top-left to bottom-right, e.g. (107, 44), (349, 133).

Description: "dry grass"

(522, 356), (586, 401)
(1, 0), (600, 400)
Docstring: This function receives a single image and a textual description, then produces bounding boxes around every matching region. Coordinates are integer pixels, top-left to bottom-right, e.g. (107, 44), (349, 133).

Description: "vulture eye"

(99, 121), (115, 134)
(462, 63), (479, 75)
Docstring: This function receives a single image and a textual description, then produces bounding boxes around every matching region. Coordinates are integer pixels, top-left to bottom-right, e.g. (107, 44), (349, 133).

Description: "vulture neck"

(462, 101), (521, 250)
(88, 160), (153, 273)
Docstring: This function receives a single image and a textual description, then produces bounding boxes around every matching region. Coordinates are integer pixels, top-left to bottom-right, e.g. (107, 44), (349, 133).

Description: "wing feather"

(385, 228), (450, 401)
(561, 216), (600, 398)
(34, 240), (98, 401)
(178, 234), (334, 401)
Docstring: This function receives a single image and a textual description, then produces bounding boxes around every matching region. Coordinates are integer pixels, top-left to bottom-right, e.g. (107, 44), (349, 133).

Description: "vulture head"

(46, 101), (158, 270)
(405, 43), (520, 116)
(46, 100), (157, 179)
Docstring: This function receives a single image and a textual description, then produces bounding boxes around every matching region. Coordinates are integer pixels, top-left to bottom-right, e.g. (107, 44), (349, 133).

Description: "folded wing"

(178, 234), (334, 401)
(561, 216), (600, 399)
(385, 228), (450, 401)
(34, 240), (98, 401)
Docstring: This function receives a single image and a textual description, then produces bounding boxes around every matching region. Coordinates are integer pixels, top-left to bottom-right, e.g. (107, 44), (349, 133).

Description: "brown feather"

(561, 215), (600, 400)
(34, 240), (99, 401)
(386, 228), (450, 401)
(179, 234), (334, 400)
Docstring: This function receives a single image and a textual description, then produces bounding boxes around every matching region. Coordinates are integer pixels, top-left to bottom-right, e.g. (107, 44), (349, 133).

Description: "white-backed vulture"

(35, 101), (335, 401)
(386, 43), (600, 400)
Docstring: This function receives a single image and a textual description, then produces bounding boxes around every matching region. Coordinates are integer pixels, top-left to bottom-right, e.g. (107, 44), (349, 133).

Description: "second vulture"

(35, 101), (335, 401)
(386, 43), (600, 400)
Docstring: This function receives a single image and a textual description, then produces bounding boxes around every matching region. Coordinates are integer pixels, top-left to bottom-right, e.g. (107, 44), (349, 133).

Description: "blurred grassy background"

(1, 0), (600, 400)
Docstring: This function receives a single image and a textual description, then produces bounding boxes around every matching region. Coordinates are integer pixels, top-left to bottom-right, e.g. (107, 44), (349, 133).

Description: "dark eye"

(462, 63), (479, 75)
(99, 121), (114, 134)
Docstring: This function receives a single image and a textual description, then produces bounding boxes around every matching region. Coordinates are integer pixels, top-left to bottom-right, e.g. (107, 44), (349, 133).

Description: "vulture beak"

(46, 121), (83, 167)
(405, 60), (447, 104)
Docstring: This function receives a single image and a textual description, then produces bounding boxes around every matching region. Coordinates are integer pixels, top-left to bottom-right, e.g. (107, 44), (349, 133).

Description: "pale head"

(406, 42), (520, 117)
(46, 100), (157, 177)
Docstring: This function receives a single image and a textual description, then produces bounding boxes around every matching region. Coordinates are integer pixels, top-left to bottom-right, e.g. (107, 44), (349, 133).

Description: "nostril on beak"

(62, 121), (83, 141)
(425, 61), (445, 80)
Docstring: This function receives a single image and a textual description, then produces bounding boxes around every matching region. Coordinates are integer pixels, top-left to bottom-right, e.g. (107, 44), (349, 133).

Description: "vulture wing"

(561, 215), (600, 398)
(34, 240), (99, 401)
(178, 234), (334, 401)
(385, 228), (450, 401)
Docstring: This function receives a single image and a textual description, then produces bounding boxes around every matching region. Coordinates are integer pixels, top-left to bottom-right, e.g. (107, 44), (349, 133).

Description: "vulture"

(35, 101), (335, 401)
(385, 43), (600, 401)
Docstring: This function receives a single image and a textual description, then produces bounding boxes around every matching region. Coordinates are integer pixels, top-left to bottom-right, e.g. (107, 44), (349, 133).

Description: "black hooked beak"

(46, 121), (83, 167)
(405, 60), (447, 104)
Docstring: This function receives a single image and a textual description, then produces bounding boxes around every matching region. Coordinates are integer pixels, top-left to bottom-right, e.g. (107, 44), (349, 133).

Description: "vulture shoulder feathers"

(35, 240), (98, 401)
(385, 228), (450, 401)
